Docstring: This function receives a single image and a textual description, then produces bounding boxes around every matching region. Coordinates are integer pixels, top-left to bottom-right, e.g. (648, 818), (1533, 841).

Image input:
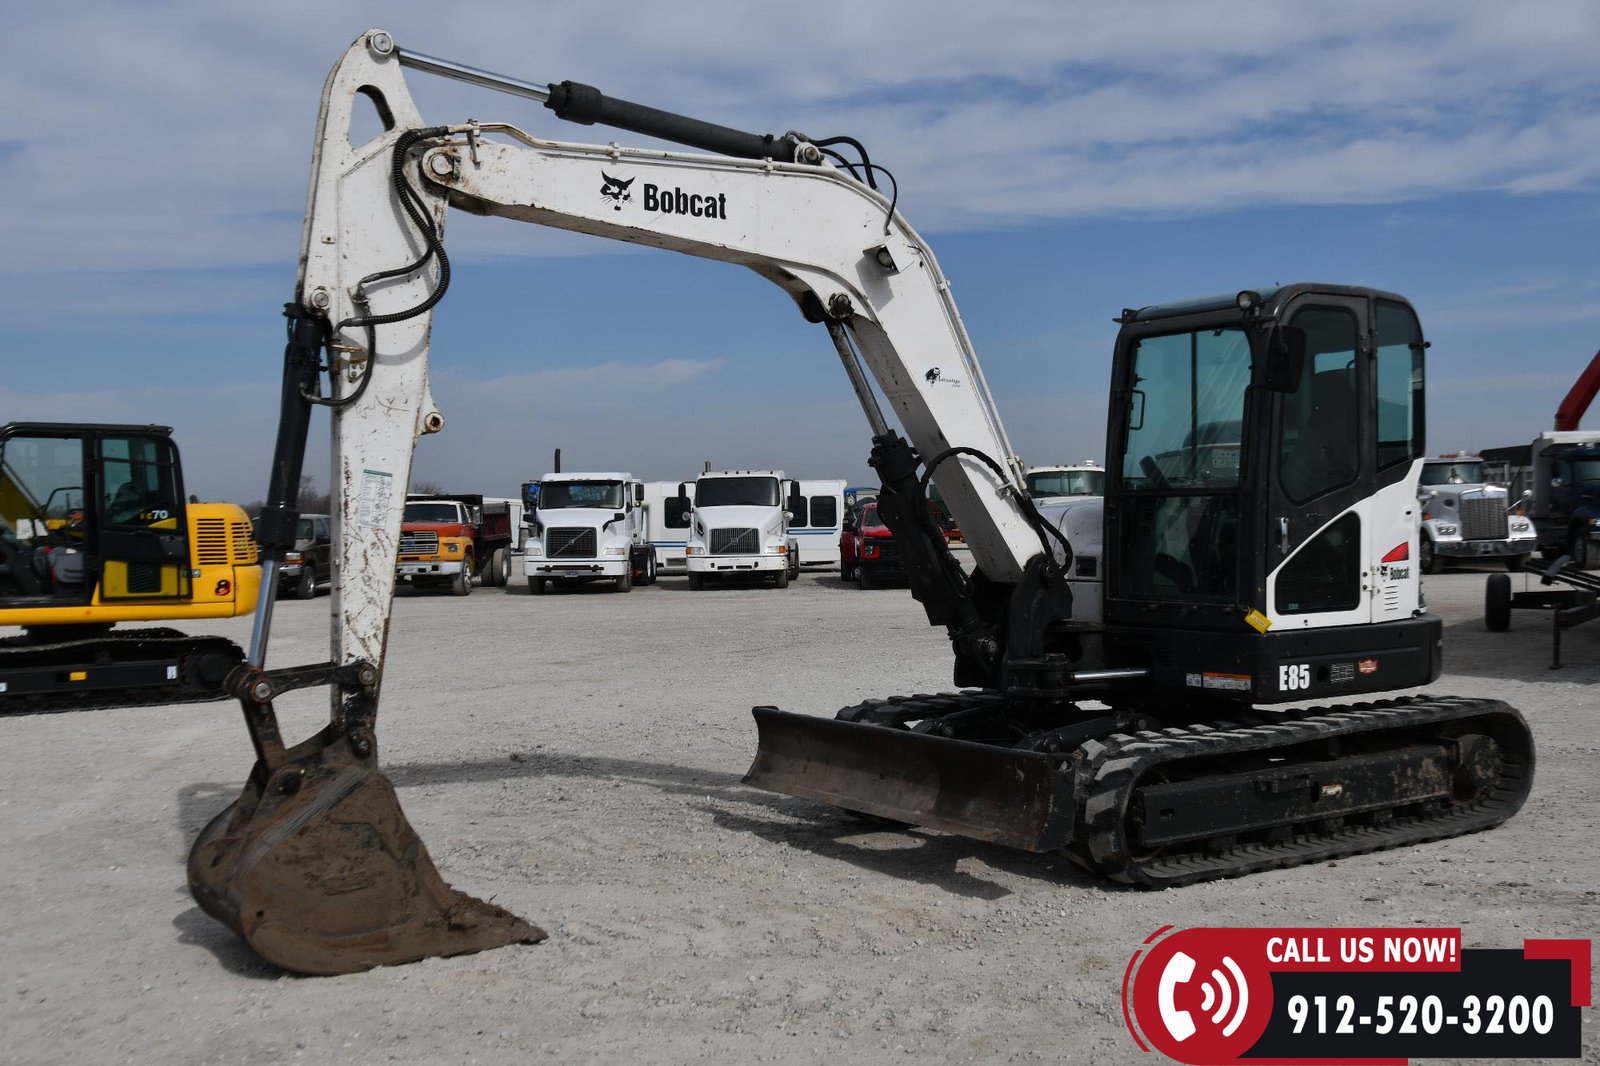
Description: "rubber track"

(1071, 695), (1534, 888)
(0, 627), (245, 715)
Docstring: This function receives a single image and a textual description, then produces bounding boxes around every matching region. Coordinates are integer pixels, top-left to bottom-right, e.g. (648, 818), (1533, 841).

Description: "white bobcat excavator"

(189, 30), (1533, 975)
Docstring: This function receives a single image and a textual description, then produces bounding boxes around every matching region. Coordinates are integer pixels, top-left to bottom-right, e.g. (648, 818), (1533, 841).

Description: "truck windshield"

(539, 481), (625, 509)
(695, 477), (780, 507)
(1419, 462), (1483, 486)
(1027, 470), (1105, 498)
(1573, 459), (1600, 483)
(403, 502), (461, 522)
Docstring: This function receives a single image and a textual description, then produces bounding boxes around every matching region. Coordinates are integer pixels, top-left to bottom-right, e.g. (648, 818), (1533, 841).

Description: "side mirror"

(634, 484), (644, 505)
(1552, 477), (1566, 488)
(1256, 325), (1307, 393)
(1522, 489), (1533, 499)
(783, 510), (793, 521)
(681, 511), (693, 524)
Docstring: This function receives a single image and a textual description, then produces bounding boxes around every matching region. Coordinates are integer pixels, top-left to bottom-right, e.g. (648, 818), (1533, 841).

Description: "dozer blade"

(188, 724), (544, 976)
(745, 706), (1076, 852)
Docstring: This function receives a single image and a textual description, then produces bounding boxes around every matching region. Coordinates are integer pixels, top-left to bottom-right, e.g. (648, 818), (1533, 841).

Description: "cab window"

(99, 435), (182, 527)
(1278, 306), (1360, 504)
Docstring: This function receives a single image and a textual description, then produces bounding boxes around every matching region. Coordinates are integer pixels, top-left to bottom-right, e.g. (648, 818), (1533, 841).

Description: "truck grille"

(547, 528), (596, 557)
(1460, 496), (1509, 541)
(711, 528), (759, 554)
(400, 530), (438, 555)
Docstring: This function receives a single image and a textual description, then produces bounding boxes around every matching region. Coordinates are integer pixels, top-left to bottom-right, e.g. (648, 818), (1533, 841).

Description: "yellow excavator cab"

(0, 422), (259, 711)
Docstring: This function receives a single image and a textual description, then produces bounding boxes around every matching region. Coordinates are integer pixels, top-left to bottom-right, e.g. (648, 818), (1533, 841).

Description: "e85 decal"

(1278, 663), (1311, 691)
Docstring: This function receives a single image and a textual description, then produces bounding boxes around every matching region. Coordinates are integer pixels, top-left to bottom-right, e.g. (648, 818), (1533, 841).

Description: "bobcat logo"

(924, 367), (963, 388)
(925, 367), (941, 384)
(600, 171), (635, 210)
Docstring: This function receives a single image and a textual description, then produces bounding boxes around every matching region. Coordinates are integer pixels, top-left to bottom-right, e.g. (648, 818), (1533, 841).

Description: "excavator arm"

(192, 29), (1076, 975)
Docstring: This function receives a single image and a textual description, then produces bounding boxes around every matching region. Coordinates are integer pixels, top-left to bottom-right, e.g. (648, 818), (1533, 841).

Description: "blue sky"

(4, 3), (1599, 500)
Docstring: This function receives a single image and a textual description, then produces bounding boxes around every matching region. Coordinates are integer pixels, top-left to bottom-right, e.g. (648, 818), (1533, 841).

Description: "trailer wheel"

(1485, 572), (1512, 632)
(645, 553), (657, 585)
(451, 556), (473, 596)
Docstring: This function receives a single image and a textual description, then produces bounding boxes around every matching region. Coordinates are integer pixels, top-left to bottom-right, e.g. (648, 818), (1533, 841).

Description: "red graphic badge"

(1125, 927), (1274, 1063)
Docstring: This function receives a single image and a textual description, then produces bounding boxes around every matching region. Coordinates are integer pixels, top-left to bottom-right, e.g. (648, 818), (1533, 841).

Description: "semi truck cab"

(685, 470), (800, 589)
(523, 472), (651, 593)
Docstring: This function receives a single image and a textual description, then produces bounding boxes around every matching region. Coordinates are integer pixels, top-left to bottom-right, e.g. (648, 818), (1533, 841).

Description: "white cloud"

(4, 1), (1599, 298)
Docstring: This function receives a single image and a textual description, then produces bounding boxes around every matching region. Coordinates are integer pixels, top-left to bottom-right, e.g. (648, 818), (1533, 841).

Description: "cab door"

(92, 431), (192, 601)
(1264, 297), (1373, 629)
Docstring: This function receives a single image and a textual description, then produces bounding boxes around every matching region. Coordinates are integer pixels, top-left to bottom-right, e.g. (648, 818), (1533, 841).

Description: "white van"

(643, 480), (695, 574)
(787, 479), (846, 569)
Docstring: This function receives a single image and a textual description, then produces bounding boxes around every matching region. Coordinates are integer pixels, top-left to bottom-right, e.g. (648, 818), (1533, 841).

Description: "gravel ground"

(1, 566), (1595, 1064)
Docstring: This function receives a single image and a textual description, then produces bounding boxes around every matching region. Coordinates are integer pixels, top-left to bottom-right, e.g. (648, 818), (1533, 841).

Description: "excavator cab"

(1103, 284), (1439, 703)
(0, 423), (258, 712)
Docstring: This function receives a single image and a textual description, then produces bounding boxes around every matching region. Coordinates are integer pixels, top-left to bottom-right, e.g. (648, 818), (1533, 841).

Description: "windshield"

(403, 502), (462, 523)
(1573, 459), (1600, 483)
(1123, 328), (1250, 489)
(695, 476), (780, 508)
(860, 503), (887, 530)
(1419, 462), (1483, 487)
(1027, 470), (1105, 498)
(539, 481), (625, 509)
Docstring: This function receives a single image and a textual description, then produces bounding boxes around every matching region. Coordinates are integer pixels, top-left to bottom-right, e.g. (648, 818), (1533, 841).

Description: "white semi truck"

(521, 472), (654, 593)
(684, 470), (801, 589)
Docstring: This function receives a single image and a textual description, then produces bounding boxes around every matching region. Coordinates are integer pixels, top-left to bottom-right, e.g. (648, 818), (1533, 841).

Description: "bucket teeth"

(188, 734), (543, 976)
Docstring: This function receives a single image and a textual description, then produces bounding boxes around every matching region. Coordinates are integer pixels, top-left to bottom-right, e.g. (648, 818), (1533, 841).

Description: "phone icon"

(1158, 950), (1198, 1042)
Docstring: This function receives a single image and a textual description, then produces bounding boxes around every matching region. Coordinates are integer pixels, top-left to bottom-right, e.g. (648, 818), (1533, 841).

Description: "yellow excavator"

(0, 422), (260, 712)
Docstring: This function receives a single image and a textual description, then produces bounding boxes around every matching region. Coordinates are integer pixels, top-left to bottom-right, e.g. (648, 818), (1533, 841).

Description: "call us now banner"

(1122, 926), (1589, 1063)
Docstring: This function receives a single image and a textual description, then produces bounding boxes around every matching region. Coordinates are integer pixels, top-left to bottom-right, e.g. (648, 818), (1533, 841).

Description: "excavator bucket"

(188, 724), (544, 976)
(745, 706), (1076, 852)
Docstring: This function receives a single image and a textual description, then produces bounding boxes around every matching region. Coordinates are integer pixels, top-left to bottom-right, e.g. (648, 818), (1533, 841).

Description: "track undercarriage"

(746, 692), (1533, 887)
(0, 627), (245, 715)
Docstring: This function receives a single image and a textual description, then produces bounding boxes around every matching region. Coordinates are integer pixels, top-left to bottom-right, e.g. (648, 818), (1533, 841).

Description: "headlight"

(863, 543), (880, 558)
(768, 543), (788, 554)
(284, 551), (303, 564)
(1510, 519), (1532, 532)
(1436, 524), (1458, 536)
(685, 546), (699, 555)
(604, 546), (627, 556)
(526, 543), (543, 556)
(446, 543), (460, 553)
